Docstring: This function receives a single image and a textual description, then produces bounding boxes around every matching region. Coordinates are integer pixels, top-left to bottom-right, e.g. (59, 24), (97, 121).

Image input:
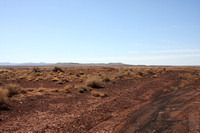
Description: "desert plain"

(0, 65), (200, 132)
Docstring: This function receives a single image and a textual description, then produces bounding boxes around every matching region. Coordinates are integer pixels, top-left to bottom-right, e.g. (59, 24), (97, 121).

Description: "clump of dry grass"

(64, 84), (73, 93)
(86, 77), (102, 88)
(161, 68), (167, 74)
(179, 80), (189, 88)
(102, 77), (110, 82)
(5, 84), (22, 97)
(20, 89), (27, 94)
(163, 88), (169, 93)
(147, 70), (155, 75)
(163, 87), (179, 94)
(138, 72), (144, 77)
(51, 89), (59, 92)
(32, 67), (40, 73)
(57, 80), (64, 85)
(177, 72), (199, 88)
(76, 85), (88, 93)
(152, 75), (158, 78)
(53, 67), (63, 72)
(35, 77), (42, 81)
(51, 77), (59, 81)
(38, 87), (46, 92)
(171, 87), (179, 92)
(26, 75), (34, 81)
(91, 90), (107, 98)
(0, 87), (8, 105)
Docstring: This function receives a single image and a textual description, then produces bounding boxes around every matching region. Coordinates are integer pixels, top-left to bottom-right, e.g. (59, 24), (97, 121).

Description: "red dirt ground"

(0, 67), (200, 132)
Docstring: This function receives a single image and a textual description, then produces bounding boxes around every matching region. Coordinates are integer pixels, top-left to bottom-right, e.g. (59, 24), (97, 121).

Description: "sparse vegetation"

(86, 77), (102, 88)
(0, 87), (8, 105)
(38, 87), (46, 92)
(179, 80), (189, 88)
(0, 67), (199, 122)
(51, 89), (59, 92)
(64, 84), (73, 93)
(138, 72), (144, 77)
(53, 66), (63, 72)
(52, 77), (59, 81)
(57, 80), (64, 84)
(102, 77), (110, 82)
(0, 66), (199, 132)
(76, 85), (88, 93)
(32, 67), (40, 73)
(91, 90), (107, 97)
(152, 75), (158, 78)
(5, 84), (22, 97)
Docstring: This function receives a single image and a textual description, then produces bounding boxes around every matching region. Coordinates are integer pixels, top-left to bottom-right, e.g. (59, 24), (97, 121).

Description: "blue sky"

(0, 0), (200, 65)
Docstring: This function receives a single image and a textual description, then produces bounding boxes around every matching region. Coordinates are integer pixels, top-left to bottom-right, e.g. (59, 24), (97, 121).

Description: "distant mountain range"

(0, 62), (52, 66)
(0, 62), (131, 67)
(53, 62), (130, 67)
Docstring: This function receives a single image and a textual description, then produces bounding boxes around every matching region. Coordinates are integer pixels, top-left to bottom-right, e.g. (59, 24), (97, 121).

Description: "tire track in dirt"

(86, 72), (180, 132)
(0, 71), (191, 132)
(115, 87), (200, 133)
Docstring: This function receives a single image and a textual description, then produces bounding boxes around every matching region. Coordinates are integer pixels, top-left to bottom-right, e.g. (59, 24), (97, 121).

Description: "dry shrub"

(102, 77), (110, 82)
(178, 72), (196, 80)
(79, 72), (84, 75)
(57, 80), (64, 84)
(35, 77), (42, 81)
(171, 87), (178, 92)
(91, 90), (107, 98)
(179, 80), (189, 88)
(178, 72), (199, 88)
(161, 68), (167, 73)
(163, 88), (169, 93)
(51, 89), (59, 92)
(0, 87), (8, 105)
(163, 87), (178, 94)
(152, 75), (158, 78)
(38, 87), (46, 92)
(86, 77), (101, 88)
(76, 85), (88, 93)
(32, 67), (40, 73)
(138, 72), (144, 77)
(64, 84), (73, 93)
(20, 89), (27, 94)
(26, 76), (34, 81)
(27, 89), (33, 92)
(114, 75), (123, 80)
(5, 84), (21, 97)
(147, 70), (155, 75)
(52, 77), (59, 81)
(53, 67), (63, 72)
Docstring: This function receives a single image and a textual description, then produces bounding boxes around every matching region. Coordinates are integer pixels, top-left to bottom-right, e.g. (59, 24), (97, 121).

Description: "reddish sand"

(0, 67), (199, 132)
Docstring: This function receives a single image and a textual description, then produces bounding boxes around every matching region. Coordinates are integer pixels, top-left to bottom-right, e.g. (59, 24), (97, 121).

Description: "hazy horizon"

(0, 0), (200, 65)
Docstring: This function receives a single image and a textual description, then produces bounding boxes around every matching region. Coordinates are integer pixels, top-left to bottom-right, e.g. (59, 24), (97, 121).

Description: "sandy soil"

(0, 67), (199, 132)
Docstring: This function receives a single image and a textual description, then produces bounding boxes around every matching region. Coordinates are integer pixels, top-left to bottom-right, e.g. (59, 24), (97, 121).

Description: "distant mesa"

(0, 62), (52, 66)
(53, 62), (131, 67)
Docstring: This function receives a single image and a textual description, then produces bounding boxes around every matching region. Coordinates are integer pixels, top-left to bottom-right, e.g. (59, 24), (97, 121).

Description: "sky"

(0, 0), (200, 65)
